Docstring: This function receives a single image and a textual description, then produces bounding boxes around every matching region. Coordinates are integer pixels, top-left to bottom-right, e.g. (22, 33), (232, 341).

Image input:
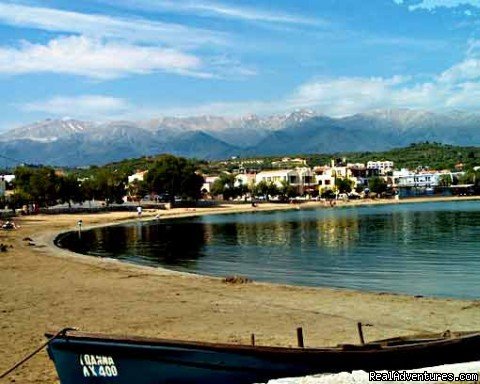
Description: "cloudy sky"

(1, 0), (480, 129)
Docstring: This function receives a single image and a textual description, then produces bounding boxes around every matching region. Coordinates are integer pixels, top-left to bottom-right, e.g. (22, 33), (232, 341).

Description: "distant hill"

(2, 109), (480, 166)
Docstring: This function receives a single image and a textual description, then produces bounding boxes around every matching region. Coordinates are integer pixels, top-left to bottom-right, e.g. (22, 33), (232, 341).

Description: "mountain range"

(2, 109), (480, 166)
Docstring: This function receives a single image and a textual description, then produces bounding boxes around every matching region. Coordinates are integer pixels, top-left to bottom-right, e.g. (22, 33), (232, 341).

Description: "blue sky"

(1, 0), (480, 130)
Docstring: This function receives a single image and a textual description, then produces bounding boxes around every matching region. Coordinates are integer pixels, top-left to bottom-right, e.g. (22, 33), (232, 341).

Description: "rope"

(0, 327), (76, 379)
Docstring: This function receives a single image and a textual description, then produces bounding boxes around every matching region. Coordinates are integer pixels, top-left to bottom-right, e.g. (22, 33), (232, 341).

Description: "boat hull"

(47, 331), (480, 384)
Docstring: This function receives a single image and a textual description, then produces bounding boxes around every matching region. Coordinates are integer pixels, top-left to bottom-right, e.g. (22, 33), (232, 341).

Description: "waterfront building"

(393, 169), (459, 197)
(392, 169), (454, 188)
(255, 169), (298, 188)
(255, 168), (315, 194)
(0, 175), (14, 197)
(234, 173), (256, 189)
(314, 162), (368, 192)
(367, 160), (394, 175)
(201, 176), (220, 194)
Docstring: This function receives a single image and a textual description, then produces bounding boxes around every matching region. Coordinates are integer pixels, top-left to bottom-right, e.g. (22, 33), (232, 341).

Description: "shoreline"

(52, 195), (480, 301)
(2, 196), (480, 383)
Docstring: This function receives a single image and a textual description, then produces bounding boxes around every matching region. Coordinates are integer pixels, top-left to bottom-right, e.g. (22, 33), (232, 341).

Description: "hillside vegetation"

(303, 142), (480, 170)
(71, 142), (480, 176)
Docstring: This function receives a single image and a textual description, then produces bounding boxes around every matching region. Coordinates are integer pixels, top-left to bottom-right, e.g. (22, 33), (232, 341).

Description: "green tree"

(145, 155), (203, 205)
(14, 166), (59, 206)
(266, 182), (279, 197)
(93, 169), (126, 205)
(80, 178), (96, 202)
(236, 180), (250, 199)
(8, 190), (31, 212)
(335, 178), (354, 194)
(280, 180), (297, 198)
(211, 173), (236, 199)
(254, 180), (269, 197)
(438, 174), (452, 187)
(58, 174), (84, 208)
(368, 177), (388, 194)
(253, 180), (279, 200)
(459, 170), (480, 187)
(127, 179), (149, 202)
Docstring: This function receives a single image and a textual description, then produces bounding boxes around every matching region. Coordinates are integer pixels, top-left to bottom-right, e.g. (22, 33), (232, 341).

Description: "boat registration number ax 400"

(80, 354), (118, 378)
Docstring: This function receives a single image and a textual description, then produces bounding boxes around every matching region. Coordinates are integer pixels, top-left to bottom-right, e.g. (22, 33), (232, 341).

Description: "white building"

(201, 176), (220, 194)
(367, 160), (394, 175)
(314, 165), (366, 191)
(314, 167), (335, 189)
(271, 157), (307, 168)
(1, 175), (15, 183)
(393, 169), (452, 188)
(255, 168), (316, 194)
(128, 170), (148, 184)
(234, 174), (256, 189)
(255, 169), (298, 188)
(0, 175), (14, 197)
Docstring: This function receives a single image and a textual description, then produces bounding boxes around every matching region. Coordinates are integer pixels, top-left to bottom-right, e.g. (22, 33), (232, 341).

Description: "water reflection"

(58, 201), (480, 298)
(58, 221), (208, 268)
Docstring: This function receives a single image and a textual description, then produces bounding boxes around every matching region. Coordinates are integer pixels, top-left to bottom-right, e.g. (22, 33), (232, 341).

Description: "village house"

(201, 176), (220, 194)
(314, 161), (369, 192)
(271, 157), (307, 168)
(127, 170), (148, 184)
(367, 160), (394, 175)
(255, 169), (298, 188)
(0, 175), (14, 197)
(255, 167), (315, 194)
(234, 173), (256, 190)
(392, 169), (466, 197)
(392, 169), (455, 188)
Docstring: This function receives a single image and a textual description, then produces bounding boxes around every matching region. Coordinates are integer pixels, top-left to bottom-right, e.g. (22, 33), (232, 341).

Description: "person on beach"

(2, 220), (17, 230)
(137, 206), (142, 217)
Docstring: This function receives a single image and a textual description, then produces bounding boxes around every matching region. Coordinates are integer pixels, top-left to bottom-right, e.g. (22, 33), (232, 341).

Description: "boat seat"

(339, 343), (382, 351)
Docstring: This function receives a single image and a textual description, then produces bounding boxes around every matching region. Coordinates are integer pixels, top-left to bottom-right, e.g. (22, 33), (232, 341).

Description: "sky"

(2, 0), (480, 130)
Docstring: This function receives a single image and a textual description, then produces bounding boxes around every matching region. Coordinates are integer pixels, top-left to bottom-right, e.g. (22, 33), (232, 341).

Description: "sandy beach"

(2, 197), (480, 383)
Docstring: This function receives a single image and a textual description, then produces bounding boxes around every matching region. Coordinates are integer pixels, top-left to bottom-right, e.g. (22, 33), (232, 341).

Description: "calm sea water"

(57, 201), (480, 298)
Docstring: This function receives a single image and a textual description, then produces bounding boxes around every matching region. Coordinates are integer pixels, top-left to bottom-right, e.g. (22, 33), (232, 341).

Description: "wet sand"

(2, 197), (480, 383)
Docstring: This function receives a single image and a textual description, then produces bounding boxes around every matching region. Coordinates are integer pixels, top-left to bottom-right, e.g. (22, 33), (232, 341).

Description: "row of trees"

(4, 155), (204, 209)
(10, 167), (127, 209)
(210, 174), (298, 200)
(208, 173), (392, 200)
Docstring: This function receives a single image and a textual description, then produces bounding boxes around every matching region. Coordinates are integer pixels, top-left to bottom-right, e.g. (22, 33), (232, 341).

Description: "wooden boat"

(46, 329), (480, 384)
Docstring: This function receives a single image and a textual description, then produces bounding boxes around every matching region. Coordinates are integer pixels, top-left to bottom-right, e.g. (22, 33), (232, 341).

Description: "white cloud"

(16, 37), (480, 119)
(283, 62), (480, 116)
(19, 65), (480, 120)
(0, 2), (226, 48)
(100, 0), (321, 26)
(0, 3), (261, 80)
(150, 54), (480, 117)
(286, 76), (405, 116)
(0, 36), (204, 79)
(395, 0), (480, 11)
(21, 95), (130, 117)
(439, 58), (480, 83)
